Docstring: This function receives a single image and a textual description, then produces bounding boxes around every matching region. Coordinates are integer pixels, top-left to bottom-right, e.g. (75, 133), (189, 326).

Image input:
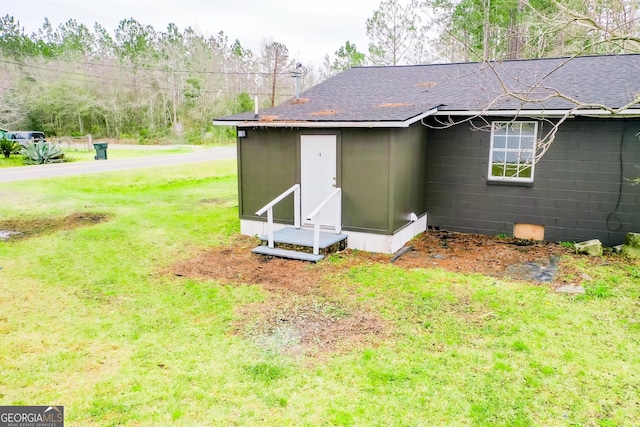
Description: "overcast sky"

(5, 0), (377, 67)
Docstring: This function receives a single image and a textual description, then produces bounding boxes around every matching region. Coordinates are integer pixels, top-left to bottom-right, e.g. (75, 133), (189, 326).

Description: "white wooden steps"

(252, 227), (348, 262)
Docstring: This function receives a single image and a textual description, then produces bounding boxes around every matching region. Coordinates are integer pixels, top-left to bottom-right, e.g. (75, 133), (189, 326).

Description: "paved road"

(0, 146), (236, 183)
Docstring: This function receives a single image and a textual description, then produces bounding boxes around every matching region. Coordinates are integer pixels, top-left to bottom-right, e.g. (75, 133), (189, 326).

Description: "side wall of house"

(239, 126), (429, 236)
(389, 124), (428, 232)
(425, 117), (640, 246)
(341, 128), (391, 233)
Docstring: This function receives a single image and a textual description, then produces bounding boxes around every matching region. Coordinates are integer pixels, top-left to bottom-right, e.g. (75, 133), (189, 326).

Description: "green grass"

(0, 146), (200, 167)
(1, 162), (639, 426)
(0, 155), (25, 168)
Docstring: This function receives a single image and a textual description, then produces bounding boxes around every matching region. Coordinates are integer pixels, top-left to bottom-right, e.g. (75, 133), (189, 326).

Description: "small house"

(214, 54), (640, 258)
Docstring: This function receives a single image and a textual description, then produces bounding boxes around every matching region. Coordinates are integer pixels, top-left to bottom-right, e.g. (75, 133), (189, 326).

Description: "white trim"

(214, 120), (409, 128)
(435, 108), (640, 117)
(240, 214), (427, 254)
(212, 108), (438, 129)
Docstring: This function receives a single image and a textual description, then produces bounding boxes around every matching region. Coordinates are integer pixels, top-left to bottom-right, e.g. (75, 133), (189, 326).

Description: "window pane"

(506, 136), (520, 149)
(519, 165), (532, 178)
(520, 150), (534, 162)
(505, 152), (519, 163)
(521, 135), (535, 149)
(493, 123), (507, 136)
(493, 135), (506, 148)
(491, 163), (506, 177)
(507, 123), (521, 134)
(520, 122), (535, 133)
(492, 151), (505, 163)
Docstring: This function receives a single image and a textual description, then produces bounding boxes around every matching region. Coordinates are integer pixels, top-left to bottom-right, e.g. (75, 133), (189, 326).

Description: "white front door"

(301, 135), (337, 227)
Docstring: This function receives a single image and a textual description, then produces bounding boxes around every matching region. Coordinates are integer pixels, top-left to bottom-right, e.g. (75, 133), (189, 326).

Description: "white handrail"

(306, 188), (342, 255)
(255, 184), (300, 249)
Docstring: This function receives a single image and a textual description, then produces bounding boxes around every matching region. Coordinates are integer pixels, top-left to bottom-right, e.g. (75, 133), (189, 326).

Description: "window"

(488, 121), (537, 182)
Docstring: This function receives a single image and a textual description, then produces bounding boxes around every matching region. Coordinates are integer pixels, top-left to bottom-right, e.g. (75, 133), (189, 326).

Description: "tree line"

(324, 0), (639, 73)
(0, 15), (310, 142)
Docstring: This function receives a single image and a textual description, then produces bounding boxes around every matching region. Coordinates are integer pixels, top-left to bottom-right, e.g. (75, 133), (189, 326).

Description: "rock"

(556, 284), (585, 294)
(621, 232), (640, 259)
(625, 232), (640, 248)
(0, 230), (22, 241)
(574, 239), (603, 256)
(612, 245), (624, 254)
(504, 256), (559, 283)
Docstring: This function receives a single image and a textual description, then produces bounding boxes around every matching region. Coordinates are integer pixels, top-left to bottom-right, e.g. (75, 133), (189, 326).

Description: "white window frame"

(488, 121), (537, 183)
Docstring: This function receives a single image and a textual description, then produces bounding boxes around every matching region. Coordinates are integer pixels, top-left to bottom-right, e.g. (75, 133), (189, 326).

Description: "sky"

(4, 0), (377, 67)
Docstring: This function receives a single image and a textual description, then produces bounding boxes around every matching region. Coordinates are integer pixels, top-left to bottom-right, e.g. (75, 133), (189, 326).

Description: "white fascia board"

(213, 120), (409, 128)
(434, 108), (640, 117)
(212, 109), (438, 129)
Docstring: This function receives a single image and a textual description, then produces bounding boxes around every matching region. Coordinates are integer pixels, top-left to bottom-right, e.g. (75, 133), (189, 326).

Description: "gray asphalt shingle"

(215, 54), (640, 124)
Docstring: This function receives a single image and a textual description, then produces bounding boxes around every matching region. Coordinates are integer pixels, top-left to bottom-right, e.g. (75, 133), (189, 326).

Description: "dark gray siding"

(389, 124), (428, 232)
(340, 128), (391, 233)
(238, 128), (297, 223)
(425, 117), (640, 246)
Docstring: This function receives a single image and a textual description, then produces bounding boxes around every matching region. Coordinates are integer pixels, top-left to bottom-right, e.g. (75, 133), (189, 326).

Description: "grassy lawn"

(1, 162), (639, 426)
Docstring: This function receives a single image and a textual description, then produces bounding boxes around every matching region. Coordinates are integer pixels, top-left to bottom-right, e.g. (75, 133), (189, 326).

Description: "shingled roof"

(214, 54), (640, 127)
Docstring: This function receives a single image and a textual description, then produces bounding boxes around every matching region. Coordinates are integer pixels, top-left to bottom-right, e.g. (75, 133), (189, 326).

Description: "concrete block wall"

(425, 117), (640, 246)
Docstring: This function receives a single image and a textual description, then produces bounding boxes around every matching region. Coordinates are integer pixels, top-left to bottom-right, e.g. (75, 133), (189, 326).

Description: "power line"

(0, 59), (295, 97)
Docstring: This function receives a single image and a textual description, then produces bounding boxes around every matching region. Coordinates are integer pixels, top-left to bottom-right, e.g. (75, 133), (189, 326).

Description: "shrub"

(21, 141), (66, 165)
(0, 138), (20, 158)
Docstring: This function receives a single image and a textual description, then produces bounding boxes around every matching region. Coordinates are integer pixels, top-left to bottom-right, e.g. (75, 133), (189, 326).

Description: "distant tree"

(332, 41), (366, 71)
(260, 40), (293, 107)
(426, 0), (640, 62)
(0, 15), (38, 56)
(56, 19), (96, 58)
(113, 18), (157, 64)
(366, 0), (423, 65)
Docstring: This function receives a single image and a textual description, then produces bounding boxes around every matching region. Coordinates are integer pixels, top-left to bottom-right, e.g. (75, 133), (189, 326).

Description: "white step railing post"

(313, 222), (321, 255)
(335, 192), (342, 234)
(267, 207), (274, 248)
(306, 188), (342, 255)
(255, 184), (301, 247)
(294, 185), (300, 229)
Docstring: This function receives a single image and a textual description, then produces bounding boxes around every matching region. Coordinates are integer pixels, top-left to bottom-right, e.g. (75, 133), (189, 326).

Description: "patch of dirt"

(308, 110), (338, 116)
(168, 231), (633, 357)
(392, 230), (570, 278)
(0, 212), (111, 241)
(235, 291), (386, 357)
(258, 115), (279, 122)
(171, 236), (388, 356)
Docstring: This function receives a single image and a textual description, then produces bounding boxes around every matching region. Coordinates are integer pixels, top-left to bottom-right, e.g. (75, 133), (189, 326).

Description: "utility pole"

(271, 47), (279, 108)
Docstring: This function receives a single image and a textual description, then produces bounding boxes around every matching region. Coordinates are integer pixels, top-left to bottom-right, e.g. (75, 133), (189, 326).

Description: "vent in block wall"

(513, 223), (545, 240)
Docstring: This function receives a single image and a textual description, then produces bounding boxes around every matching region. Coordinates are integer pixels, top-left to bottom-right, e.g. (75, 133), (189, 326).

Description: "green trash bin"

(93, 142), (108, 160)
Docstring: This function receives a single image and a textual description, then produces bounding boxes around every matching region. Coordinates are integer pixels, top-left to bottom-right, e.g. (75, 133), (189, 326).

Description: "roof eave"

(435, 108), (640, 117)
(212, 108), (439, 129)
